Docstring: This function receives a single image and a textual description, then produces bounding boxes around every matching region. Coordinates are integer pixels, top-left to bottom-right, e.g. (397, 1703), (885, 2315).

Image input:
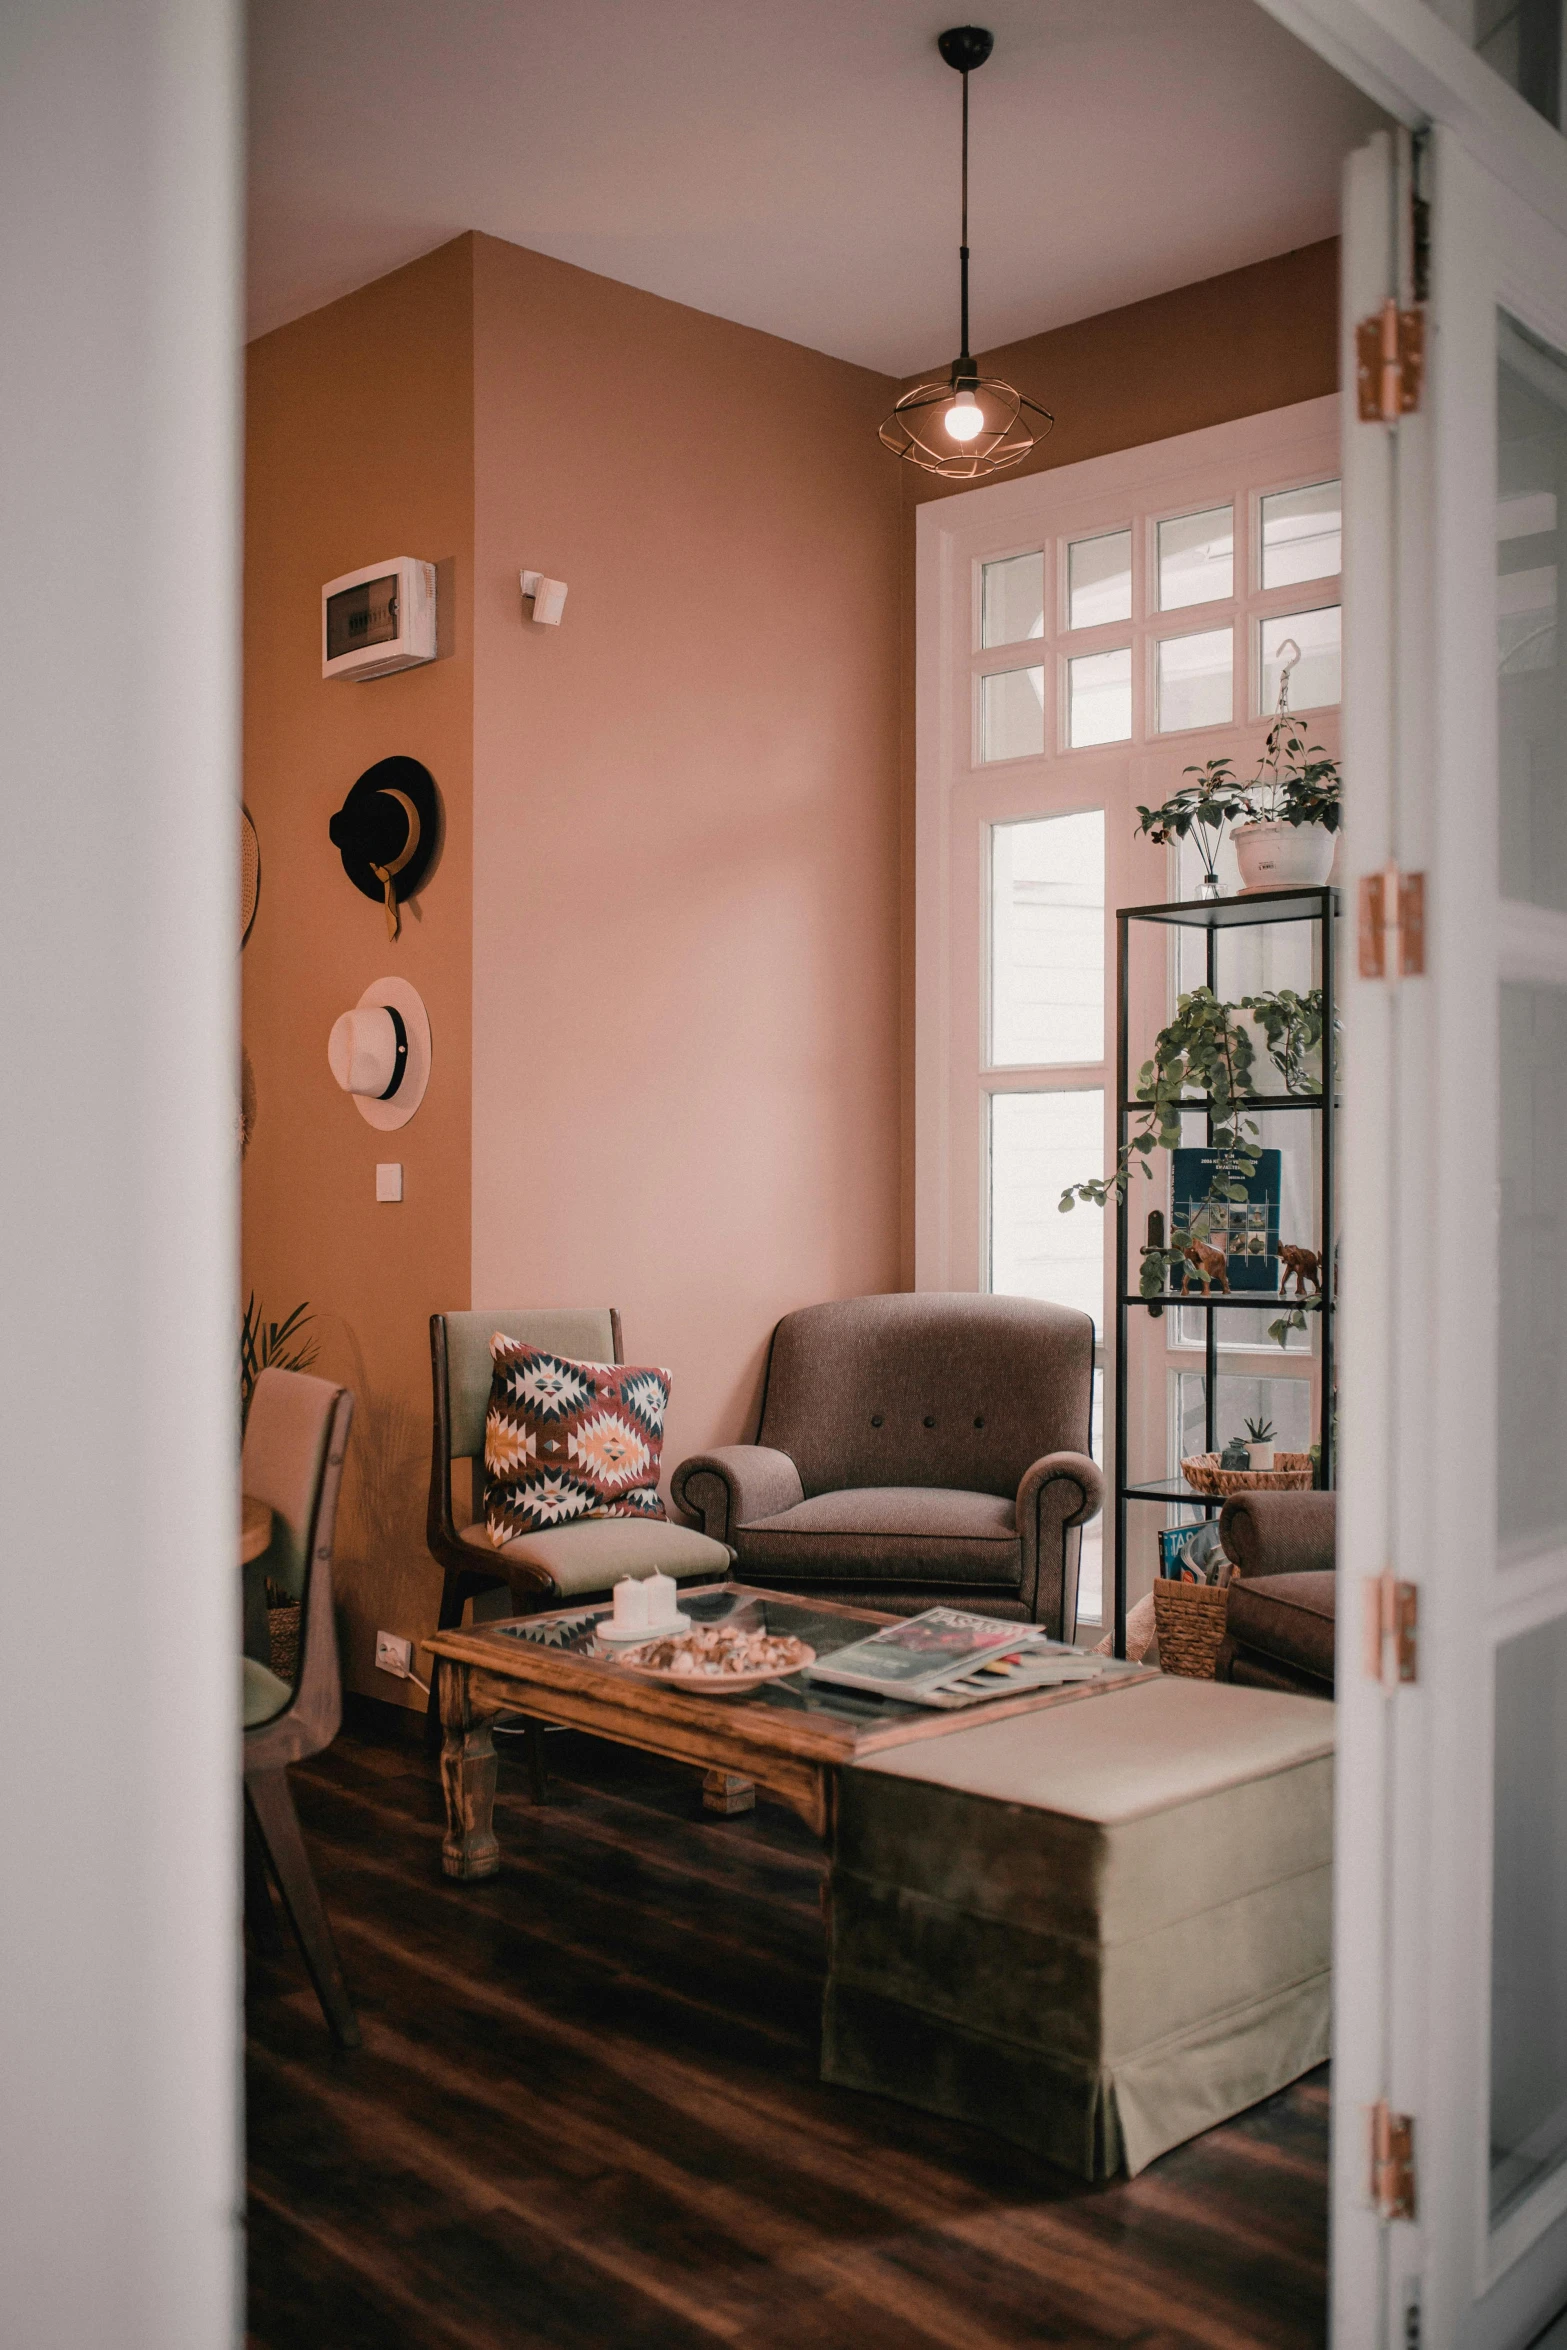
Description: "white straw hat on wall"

(327, 976), (431, 1130)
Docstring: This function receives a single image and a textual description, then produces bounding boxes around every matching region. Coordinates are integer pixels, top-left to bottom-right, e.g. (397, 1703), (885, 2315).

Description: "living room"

(9, 4), (1567, 2347)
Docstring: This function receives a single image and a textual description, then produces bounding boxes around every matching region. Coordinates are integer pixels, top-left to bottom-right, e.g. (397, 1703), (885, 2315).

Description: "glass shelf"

(1120, 885), (1340, 930)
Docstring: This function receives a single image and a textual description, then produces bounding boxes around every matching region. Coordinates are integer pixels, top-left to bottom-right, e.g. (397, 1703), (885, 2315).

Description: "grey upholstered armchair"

(670, 1293), (1103, 1636)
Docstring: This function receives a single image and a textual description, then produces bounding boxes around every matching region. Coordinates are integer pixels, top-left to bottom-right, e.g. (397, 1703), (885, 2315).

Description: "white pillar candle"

(644, 1570), (677, 1628)
(612, 1576), (648, 1633)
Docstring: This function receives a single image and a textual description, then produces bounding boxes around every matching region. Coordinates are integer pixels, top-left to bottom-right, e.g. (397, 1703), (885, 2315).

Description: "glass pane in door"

(989, 1090), (1103, 1329)
(1491, 306), (1567, 2247)
(1499, 985), (1567, 1549)
(990, 810), (1105, 1066)
(1261, 481), (1343, 588)
(1158, 506), (1233, 609)
(1499, 313), (1567, 910)
(1068, 531), (1132, 629)
(980, 665), (1045, 762)
(982, 552), (1044, 648)
(1492, 1612), (1567, 2223)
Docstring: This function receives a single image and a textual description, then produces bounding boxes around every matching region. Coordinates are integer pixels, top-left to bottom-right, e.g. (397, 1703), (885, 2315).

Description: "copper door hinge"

(1363, 1573), (1419, 1686)
(1370, 2101), (1418, 2220)
(1357, 299), (1425, 422)
(1359, 865), (1426, 979)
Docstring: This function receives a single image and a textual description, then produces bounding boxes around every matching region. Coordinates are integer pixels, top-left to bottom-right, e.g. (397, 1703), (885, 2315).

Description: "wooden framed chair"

(242, 1366), (359, 2049)
(425, 1309), (732, 1748)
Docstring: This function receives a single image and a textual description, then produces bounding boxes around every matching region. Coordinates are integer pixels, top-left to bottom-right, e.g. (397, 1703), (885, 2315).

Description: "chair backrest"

(757, 1292), (1095, 1500)
(242, 1367), (354, 1753)
(429, 1309), (621, 1542)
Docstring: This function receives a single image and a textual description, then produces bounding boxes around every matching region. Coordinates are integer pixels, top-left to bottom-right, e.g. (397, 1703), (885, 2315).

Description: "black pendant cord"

(958, 68), (972, 374)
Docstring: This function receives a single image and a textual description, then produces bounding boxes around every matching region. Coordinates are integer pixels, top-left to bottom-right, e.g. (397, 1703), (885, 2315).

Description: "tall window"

(916, 399), (1341, 1620)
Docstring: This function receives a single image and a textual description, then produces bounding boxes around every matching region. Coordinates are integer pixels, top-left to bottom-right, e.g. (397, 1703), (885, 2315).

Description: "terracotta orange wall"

(243, 239), (475, 1707)
(892, 240), (1342, 1273)
(469, 233), (905, 1472)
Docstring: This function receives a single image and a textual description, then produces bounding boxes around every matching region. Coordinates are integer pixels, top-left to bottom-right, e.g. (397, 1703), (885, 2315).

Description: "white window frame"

(916, 395), (1342, 1299)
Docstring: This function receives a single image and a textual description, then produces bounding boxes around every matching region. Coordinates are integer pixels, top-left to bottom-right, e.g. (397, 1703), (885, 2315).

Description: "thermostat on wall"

(322, 557), (436, 682)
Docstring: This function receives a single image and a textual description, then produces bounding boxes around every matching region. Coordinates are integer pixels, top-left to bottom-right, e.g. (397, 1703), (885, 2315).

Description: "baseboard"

(342, 1688), (429, 1746)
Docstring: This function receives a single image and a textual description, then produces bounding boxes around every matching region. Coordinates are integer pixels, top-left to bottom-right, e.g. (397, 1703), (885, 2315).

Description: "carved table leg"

(439, 1659), (500, 1880)
(702, 1769), (755, 1816)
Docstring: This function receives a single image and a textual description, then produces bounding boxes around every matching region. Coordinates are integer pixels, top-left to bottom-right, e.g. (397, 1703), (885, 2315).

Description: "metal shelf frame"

(1110, 884), (1339, 1657)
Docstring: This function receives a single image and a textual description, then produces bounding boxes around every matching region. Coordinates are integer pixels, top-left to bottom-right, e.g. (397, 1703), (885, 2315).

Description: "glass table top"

(491, 1587), (1120, 1736)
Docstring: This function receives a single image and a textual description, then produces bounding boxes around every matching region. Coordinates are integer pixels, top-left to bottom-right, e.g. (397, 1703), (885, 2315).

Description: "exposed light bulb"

(945, 395), (984, 443)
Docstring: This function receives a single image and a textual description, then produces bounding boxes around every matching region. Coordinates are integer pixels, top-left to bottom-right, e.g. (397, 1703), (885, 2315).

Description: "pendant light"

(879, 26), (1053, 481)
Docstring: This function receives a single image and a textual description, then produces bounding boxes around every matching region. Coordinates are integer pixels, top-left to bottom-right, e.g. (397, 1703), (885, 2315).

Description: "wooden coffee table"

(423, 1584), (1154, 1879)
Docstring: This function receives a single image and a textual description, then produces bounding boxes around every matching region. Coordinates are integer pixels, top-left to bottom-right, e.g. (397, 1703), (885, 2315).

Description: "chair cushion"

(460, 1516), (730, 1597)
(485, 1333), (670, 1541)
(1224, 1571), (1337, 1686)
(242, 1655), (292, 1730)
(734, 1486), (1021, 1586)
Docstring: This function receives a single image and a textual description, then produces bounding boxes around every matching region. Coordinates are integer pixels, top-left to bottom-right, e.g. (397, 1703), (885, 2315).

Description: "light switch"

(375, 1162), (403, 1202)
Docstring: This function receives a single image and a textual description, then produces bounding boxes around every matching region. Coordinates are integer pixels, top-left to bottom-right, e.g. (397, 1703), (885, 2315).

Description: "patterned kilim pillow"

(484, 1333), (670, 1542)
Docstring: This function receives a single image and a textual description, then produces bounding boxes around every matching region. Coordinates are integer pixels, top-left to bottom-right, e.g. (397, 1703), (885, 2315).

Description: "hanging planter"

(1232, 818), (1336, 890)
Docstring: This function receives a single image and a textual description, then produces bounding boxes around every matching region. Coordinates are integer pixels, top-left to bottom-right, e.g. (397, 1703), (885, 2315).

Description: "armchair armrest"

(1218, 1489), (1336, 1580)
(670, 1446), (805, 1546)
(1015, 1451), (1104, 1637)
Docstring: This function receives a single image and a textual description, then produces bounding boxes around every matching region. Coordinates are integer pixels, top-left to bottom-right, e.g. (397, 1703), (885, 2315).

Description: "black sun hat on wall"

(328, 755), (440, 941)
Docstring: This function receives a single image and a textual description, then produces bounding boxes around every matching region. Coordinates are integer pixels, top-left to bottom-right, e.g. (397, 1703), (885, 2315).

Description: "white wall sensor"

(322, 558), (437, 681)
(520, 571), (568, 626)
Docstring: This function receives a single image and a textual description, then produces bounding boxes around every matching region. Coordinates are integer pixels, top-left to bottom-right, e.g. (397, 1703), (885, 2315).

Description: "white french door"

(1332, 118), (1567, 2350)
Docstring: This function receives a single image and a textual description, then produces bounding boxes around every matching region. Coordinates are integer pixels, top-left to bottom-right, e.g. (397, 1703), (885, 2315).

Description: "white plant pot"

(1248, 1445), (1275, 1473)
(1232, 820), (1336, 892)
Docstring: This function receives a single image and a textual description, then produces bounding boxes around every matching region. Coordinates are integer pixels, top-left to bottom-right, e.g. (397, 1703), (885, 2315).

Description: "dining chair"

(424, 1308), (732, 1763)
(242, 1365), (359, 2048)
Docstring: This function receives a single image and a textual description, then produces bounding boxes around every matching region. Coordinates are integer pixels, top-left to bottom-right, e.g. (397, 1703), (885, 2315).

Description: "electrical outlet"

(375, 1630), (414, 1679)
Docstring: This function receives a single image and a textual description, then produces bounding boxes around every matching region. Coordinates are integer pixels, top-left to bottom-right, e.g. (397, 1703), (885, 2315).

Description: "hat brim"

(329, 756), (441, 908)
(347, 977), (431, 1131)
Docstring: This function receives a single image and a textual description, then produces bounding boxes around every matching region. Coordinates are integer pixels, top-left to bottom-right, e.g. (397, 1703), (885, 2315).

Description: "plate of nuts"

(609, 1622), (815, 1693)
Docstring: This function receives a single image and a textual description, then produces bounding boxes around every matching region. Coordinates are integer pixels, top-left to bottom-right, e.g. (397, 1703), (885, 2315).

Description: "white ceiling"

(247, 0), (1385, 371)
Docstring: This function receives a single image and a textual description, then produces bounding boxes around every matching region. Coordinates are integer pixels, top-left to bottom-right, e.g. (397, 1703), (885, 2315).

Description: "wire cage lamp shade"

(880, 26), (1052, 482)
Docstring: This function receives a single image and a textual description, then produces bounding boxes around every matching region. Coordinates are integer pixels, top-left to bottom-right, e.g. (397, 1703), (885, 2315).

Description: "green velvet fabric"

(459, 1516), (730, 1595)
(823, 1969), (1331, 2180)
(824, 1678), (1334, 2178)
(242, 1655), (292, 1730)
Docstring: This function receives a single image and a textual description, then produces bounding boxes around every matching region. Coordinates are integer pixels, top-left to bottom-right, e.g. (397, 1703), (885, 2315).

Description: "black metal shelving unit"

(1111, 884), (1340, 1657)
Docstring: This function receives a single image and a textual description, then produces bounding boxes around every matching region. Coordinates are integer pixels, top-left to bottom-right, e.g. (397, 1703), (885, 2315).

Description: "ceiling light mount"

(879, 24), (1052, 483)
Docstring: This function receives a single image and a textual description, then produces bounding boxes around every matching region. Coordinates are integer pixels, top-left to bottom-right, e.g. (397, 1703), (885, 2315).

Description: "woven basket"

(1180, 1450), (1314, 1498)
(267, 1602), (301, 1685)
(1153, 1578), (1230, 1679)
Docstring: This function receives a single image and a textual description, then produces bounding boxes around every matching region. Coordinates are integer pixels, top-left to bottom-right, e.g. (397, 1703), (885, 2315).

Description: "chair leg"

(245, 1771), (360, 2049)
(243, 1802), (283, 1955)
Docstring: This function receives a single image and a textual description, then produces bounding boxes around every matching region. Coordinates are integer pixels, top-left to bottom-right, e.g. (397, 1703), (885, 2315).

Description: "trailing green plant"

(1267, 1304), (1310, 1350)
(241, 1292), (318, 1429)
(1060, 987), (1261, 1299)
(1134, 761), (1249, 894)
(1239, 985), (1330, 1095)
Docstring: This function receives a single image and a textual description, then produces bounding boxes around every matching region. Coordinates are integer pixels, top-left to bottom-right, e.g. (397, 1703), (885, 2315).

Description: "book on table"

(804, 1606), (1118, 1707)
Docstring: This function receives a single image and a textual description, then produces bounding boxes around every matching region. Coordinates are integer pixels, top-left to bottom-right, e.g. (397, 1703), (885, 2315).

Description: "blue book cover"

(1170, 1146), (1282, 1293)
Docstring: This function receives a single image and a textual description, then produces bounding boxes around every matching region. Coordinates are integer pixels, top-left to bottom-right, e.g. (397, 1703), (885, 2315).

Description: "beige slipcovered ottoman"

(822, 1677), (1333, 2178)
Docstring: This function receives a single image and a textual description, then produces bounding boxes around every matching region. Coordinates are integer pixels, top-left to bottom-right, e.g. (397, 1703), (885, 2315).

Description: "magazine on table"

(804, 1606), (1120, 1707)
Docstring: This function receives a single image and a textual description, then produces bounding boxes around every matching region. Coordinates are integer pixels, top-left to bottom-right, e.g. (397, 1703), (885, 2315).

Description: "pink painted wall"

(469, 234), (905, 1477)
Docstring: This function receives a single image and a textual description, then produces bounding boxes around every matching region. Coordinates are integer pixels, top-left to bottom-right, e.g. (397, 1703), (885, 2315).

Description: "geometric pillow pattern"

(485, 1333), (670, 1544)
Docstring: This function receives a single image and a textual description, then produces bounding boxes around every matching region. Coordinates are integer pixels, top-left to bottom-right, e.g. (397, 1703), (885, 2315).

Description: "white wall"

(0, 5), (241, 2344)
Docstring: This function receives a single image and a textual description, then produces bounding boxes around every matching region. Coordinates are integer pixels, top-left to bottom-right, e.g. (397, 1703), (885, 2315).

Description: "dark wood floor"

(246, 1713), (1328, 2350)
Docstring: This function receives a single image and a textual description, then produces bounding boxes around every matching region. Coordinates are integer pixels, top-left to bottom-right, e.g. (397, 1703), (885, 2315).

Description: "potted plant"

(1133, 762), (1248, 899)
(1230, 639), (1341, 890)
(1059, 987), (1261, 1296)
(1243, 1415), (1276, 1472)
